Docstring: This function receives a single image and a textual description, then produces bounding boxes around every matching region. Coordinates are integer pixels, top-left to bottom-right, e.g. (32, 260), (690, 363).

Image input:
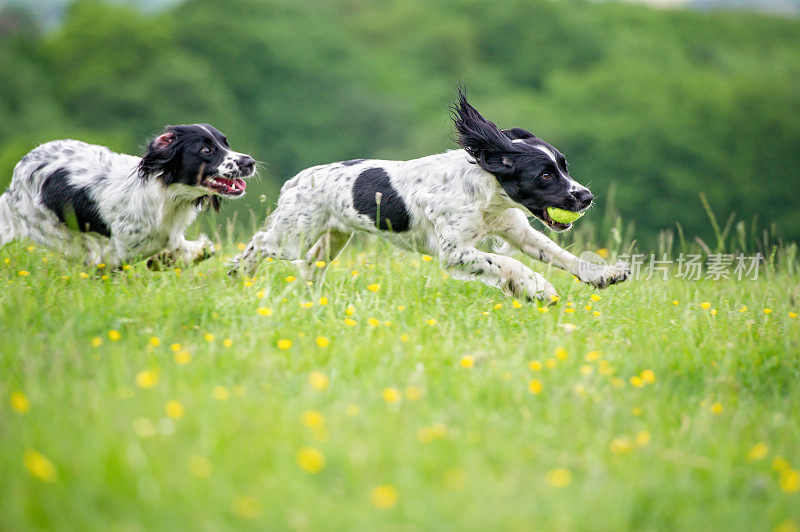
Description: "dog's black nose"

(237, 156), (255, 173)
(573, 188), (594, 210)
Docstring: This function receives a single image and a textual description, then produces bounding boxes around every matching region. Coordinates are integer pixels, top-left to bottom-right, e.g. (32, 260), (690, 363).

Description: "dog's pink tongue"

(235, 178), (246, 191)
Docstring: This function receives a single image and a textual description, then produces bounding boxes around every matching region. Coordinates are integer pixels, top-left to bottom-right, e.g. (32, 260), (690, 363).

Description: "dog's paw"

(591, 261), (631, 289)
(147, 252), (174, 271)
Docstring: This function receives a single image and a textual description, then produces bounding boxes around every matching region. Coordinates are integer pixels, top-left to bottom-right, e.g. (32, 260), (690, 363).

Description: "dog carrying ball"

(547, 207), (584, 224)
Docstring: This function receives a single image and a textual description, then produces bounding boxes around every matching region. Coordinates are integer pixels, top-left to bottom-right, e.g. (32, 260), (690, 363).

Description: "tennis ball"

(547, 207), (584, 224)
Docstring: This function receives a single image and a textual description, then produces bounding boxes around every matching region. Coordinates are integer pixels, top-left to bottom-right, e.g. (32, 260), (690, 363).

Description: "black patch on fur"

(352, 167), (410, 232)
(40, 168), (111, 237)
(341, 159), (364, 166)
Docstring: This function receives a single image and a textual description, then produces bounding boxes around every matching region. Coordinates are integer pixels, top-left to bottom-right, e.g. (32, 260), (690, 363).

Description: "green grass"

(1, 237), (799, 530)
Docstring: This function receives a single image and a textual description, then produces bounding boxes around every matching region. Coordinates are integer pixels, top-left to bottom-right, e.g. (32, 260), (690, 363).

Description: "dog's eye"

(541, 173), (552, 180)
(200, 146), (212, 155)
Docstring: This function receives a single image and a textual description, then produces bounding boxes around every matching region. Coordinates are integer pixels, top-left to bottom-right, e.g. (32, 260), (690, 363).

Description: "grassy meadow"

(1, 232), (799, 530)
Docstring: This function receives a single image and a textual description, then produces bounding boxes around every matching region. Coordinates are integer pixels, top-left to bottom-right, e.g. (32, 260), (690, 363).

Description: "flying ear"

(502, 127), (536, 141)
(138, 128), (178, 179)
(451, 88), (521, 176)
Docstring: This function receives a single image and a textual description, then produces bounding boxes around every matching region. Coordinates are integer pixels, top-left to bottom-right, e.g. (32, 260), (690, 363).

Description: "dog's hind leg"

(229, 204), (327, 278)
(296, 230), (352, 287)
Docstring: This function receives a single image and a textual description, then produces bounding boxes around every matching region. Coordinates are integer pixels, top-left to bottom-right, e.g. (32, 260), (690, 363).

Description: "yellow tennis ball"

(547, 207), (584, 224)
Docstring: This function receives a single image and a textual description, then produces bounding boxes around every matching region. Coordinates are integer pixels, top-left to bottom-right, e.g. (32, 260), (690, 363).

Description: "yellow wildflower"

(545, 468), (572, 487)
(528, 360), (542, 371)
(91, 336), (103, 347)
(700, 302), (711, 310)
(710, 402), (723, 415)
(426, 319), (437, 326)
(296, 447), (326, 473)
(405, 386), (422, 400)
(231, 495), (263, 518)
(630, 376), (644, 387)
(763, 308), (772, 314)
(309, 371), (330, 392)
(165, 400), (185, 419)
(149, 336), (160, 347)
(23, 449), (57, 482)
(319, 296), (328, 306)
(302, 410), (325, 428)
(528, 379), (543, 394)
(136, 370), (158, 389)
(367, 283), (380, 292)
(316, 336), (330, 348)
(367, 317), (380, 327)
(108, 330), (121, 341)
(10, 391), (30, 414)
(370, 485), (398, 509)
(590, 294), (601, 301)
(585, 350), (601, 361)
(422, 255), (433, 262)
(382, 387), (401, 403)
(277, 339), (292, 350)
(460, 355), (474, 368)
(345, 305), (356, 316)
(747, 442), (769, 461)
(635, 431), (651, 447)
(641, 369), (656, 384)
(222, 338), (233, 348)
(175, 350), (191, 365)
(212, 386), (229, 401)
(257, 307), (273, 316)
(344, 318), (357, 326)
(780, 469), (800, 492)
(285, 276), (296, 282)
(610, 437), (633, 454)
(555, 347), (568, 360)
(512, 300), (523, 308)
(315, 260), (326, 268)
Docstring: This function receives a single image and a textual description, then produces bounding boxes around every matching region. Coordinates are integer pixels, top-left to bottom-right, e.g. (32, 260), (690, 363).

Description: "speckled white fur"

(0, 139), (241, 268)
(231, 149), (630, 303)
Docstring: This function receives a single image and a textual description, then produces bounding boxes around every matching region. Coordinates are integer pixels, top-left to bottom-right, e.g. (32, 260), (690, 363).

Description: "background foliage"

(0, 0), (798, 243)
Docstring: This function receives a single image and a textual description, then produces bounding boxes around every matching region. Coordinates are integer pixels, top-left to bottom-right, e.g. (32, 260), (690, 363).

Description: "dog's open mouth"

(532, 208), (572, 232)
(202, 176), (247, 197)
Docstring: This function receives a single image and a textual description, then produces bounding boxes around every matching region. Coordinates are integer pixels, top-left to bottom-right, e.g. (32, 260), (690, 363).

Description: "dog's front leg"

(497, 208), (630, 288)
(147, 234), (215, 271)
(440, 242), (558, 303)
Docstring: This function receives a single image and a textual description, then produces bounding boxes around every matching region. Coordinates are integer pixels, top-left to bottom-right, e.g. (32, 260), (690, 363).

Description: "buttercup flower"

(23, 449), (57, 482)
(136, 370), (158, 388)
(382, 387), (401, 403)
(701, 302), (711, 310)
(371, 485), (399, 508)
(91, 336), (103, 347)
(460, 356), (474, 368)
(367, 284), (380, 292)
(528, 379), (543, 394)
(316, 336), (330, 348)
(165, 400), (185, 419)
(545, 468), (571, 487)
(309, 371), (330, 392)
(108, 330), (121, 341)
(257, 307), (273, 316)
(277, 339), (292, 350)
(175, 350), (192, 365)
(10, 391), (30, 414)
(747, 442), (769, 461)
(297, 447), (326, 473)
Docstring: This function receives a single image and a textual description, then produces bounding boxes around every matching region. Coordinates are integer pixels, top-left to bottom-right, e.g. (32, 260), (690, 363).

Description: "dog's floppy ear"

(138, 129), (179, 179)
(502, 127), (536, 141)
(451, 88), (521, 177)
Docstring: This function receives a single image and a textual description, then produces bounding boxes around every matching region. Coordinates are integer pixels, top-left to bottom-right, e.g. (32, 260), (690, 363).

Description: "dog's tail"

(0, 192), (17, 246)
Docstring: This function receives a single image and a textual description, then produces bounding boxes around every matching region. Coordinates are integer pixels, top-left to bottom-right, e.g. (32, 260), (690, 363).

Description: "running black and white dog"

(0, 124), (256, 269)
(230, 91), (629, 302)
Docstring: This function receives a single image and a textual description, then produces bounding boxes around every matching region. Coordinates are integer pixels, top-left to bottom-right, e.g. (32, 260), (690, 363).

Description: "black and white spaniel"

(0, 124), (256, 269)
(230, 90), (629, 303)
